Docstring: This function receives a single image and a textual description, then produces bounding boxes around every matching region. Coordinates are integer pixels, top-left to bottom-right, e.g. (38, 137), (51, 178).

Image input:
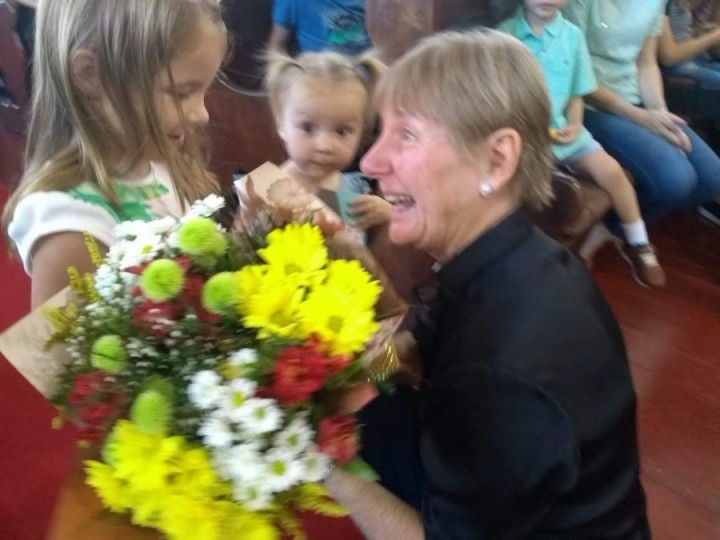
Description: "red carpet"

(0, 183), (78, 540)
(0, 184), (363, 539)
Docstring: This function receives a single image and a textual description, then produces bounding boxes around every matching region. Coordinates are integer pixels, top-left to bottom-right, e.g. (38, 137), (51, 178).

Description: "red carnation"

(68, 371), (106, 407)
(318, 415), (359, 465)
(271, 345), (330, 405)
(131, 300), (177, 338)
(79, 401), (116, 426)
(180, 274), (221, 325)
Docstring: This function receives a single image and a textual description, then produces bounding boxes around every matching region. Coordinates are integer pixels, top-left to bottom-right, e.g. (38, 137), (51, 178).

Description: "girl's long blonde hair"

(264, 48), (386, 139)
(2, 0), (226, 243)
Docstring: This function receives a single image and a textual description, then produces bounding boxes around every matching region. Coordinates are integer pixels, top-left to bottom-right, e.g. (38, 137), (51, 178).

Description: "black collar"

(436, 209), (534, 294)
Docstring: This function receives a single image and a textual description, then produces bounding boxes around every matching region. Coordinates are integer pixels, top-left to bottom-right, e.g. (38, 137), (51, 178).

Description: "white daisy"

(188, 370), (225, 410)
(113, 220), (149, 240)
(263, 448), (304, 492)
(184, 194), (226, 220)
(198, 414), (235, 449)
(118, 233), (163, 268)
(232, 482), (275, 511)
(274, 415), (314, 457)
(148, 215), (178, 235)
(234, 398), (283, 435)
(224, 443), (265, 483)
(299, 448), (332, 483)
(229, 348), (259, 367)
(219, 378), (258, 419)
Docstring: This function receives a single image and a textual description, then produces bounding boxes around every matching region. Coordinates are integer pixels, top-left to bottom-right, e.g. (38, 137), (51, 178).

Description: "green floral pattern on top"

(70, 181), (171, 223)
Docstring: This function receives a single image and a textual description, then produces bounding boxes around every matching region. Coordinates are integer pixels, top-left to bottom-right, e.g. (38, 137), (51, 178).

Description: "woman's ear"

(479, 127), (523, 193)
(70, 49), (104, 99)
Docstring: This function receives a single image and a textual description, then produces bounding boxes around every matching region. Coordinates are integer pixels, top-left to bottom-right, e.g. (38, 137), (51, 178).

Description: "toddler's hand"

(348, 195), (391, 230)
(552, 124), (582, 144)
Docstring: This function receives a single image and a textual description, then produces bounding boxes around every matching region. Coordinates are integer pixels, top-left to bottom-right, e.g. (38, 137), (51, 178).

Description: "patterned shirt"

(9, 163), (183, 273)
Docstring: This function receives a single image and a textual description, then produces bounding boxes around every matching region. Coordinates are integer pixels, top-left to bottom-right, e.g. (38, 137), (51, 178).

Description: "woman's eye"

(401, 129), (417, 142)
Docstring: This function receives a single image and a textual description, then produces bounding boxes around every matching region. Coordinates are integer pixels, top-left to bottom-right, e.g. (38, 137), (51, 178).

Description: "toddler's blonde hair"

(265, 49), (386, 138)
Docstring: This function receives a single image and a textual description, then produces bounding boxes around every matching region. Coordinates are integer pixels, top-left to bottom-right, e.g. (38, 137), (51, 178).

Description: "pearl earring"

(479, 182), (494, 198)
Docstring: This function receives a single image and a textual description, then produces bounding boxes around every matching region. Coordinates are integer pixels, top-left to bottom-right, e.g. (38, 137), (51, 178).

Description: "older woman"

(323, 30), (651, 539)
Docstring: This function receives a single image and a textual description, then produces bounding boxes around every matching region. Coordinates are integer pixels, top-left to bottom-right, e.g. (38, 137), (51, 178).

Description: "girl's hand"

(552, 124), (582, 145)
(348, 195), (392, 230)
(641, 109), (692, 153)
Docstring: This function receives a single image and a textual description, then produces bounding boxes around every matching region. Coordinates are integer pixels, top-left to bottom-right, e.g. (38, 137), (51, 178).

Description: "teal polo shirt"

(563, 0), (665, 105)
(498, 9), (596, 162)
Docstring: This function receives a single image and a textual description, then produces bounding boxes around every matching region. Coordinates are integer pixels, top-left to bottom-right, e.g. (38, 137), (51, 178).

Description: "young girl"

(499, 0), (666, 287)
(2, 0), (227, 308)
(264, 48), (391, 239)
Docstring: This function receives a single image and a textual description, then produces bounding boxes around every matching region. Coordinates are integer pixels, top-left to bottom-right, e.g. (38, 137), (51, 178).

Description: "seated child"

(268, 0), (372, 55)
(499, 0), (666, 287)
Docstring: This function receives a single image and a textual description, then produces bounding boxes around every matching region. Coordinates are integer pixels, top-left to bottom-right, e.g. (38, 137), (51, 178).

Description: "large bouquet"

(41, 194), (394, 539)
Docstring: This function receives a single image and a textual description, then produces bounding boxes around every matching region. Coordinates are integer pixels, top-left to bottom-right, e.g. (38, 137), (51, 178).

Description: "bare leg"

(570, 150), (641, 225)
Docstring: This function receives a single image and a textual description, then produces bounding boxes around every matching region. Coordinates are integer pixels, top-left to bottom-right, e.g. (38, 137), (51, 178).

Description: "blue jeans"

(662, 54), (720, 86)
(584, 108), (720, 223)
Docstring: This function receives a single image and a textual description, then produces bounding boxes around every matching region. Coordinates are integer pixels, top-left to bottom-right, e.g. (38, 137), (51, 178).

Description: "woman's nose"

(360, 136), (390, 177)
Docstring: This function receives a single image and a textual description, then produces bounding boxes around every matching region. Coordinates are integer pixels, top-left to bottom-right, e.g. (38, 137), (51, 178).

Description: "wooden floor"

(592, 214), (720, 540)
(1, 121), (719, 538)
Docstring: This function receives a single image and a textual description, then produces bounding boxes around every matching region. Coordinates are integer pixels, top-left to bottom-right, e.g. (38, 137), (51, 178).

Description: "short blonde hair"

(3, 0), (227, 243)
(265, 49), (386, 137)
(376, 29), (553, 210)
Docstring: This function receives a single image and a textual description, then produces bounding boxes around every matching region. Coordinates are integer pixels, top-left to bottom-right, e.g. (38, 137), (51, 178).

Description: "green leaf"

(341, 457), (379, 481)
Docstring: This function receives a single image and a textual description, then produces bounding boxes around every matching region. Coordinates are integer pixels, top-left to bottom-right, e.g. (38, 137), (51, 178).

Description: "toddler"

(265, 48), (390, 240)
(499, 0), (666, 287)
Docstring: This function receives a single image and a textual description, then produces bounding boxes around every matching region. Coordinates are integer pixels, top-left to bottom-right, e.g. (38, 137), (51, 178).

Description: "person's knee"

(638, 160), (697, 210)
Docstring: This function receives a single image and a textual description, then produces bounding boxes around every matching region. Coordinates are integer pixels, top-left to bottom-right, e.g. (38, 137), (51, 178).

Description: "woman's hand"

(640, 109), (692, 152)
(349, 195), (392, 230)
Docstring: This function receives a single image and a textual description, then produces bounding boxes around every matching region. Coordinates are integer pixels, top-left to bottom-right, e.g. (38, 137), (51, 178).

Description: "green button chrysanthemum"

(90, 335), (127, 374)
(131, 389), (172, 435)
(140, 259), (185, 301)
(177, 217), (228, 257)
(202, 271), (240, 314)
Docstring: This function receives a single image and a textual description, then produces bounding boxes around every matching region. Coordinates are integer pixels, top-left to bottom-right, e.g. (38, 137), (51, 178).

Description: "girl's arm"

(658, 15), (720, 66)
(636, 35), (668, 110)
(636, 34), (692, 151)
(324, 469), (424, 540)
(29, 232), (106, 308)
